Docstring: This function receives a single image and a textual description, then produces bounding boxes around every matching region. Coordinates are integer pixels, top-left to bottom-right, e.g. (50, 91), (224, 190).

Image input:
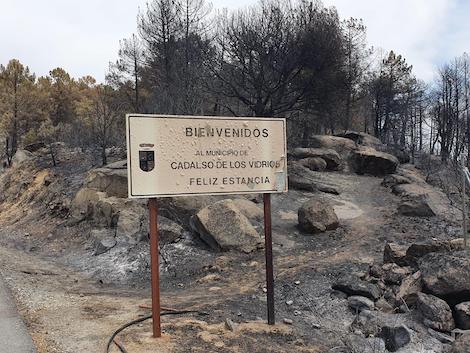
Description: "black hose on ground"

(106, 310), (207, 353)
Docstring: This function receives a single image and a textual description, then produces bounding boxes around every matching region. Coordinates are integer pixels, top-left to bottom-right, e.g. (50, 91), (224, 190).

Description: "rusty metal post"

(263, 193), (275, 325)
(148, 198), (161, 338)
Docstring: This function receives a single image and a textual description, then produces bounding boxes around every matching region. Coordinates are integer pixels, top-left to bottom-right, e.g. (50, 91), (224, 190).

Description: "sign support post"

(263, 193), (275, 325)
(148, 198), (162, 338)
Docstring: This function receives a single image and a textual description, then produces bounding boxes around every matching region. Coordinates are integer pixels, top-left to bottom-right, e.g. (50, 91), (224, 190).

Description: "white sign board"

(126, 114), (287, 198)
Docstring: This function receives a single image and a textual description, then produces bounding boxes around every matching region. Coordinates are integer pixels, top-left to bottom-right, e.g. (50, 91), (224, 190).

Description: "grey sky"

(1, 0), (468, 82)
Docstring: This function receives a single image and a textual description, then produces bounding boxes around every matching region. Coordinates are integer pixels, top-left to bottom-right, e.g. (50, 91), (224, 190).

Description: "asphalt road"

(0, 274), (37, 353)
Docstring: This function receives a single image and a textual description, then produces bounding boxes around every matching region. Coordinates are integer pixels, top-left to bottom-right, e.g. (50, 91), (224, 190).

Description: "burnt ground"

(0, 152), (463, 353)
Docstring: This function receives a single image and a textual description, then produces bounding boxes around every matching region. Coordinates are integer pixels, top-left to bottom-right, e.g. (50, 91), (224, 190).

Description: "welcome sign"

(126, 114), (288, 198)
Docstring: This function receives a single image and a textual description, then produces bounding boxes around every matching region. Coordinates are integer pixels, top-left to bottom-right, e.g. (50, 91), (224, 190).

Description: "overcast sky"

(0, 0), (468, 82)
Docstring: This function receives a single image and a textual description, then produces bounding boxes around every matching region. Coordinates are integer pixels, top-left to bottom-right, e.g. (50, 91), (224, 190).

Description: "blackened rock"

(379, 325), (411, 352)
(406, 241), (451, 267)
(350, 147), (399, 176)
(416, 292), (455, 332)
(398, 197), (436, 217)
(332, 275), (381, 301)
(419, 251), (470, 305)
(455, 302), (470, 329)
(348, 296), (375, 312)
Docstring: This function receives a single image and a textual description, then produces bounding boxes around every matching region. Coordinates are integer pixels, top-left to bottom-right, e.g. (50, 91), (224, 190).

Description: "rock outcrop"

(350, 148), (399, 176)
(332, 275), (381, 301)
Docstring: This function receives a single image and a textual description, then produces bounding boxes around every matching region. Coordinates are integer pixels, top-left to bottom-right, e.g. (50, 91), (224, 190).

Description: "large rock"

(416, 292), (455, 332)
(86, 167), (128, 198)
(288, 162), (340, 194)
(398, 197), (436, 217)
(158, 216), (186, 244)
(452, 334), (470, 353)
(307, 135), (357, 158)
(406, 241), (451, 267)
(115, 203), (148, 242)
(190, 199), (263, 253)
(70, 187), (107, 219)
(12, 150), (33, 164)
(332, 275), (381, 301)
(298, 157), (327, 172)
(350, 147), (399, 176)
(230, 198), (264, 222)
(420, 252), (470, 305)
(159, 195), (218, 228)
(298, 198), (339, 234)
(335, 131), (382, 148)
(392, 183), (460, 221)
(290, 148), (341, 170)
(455, 302), (470, 330)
